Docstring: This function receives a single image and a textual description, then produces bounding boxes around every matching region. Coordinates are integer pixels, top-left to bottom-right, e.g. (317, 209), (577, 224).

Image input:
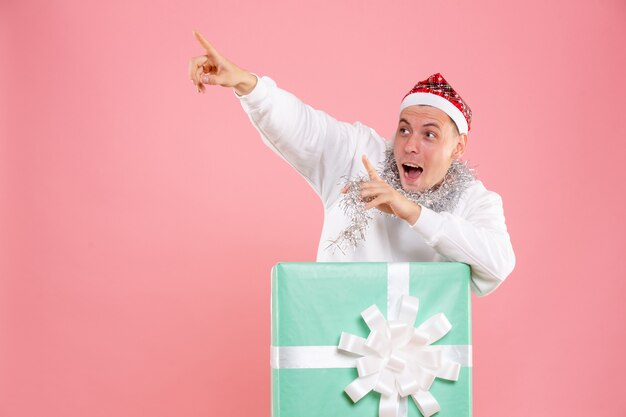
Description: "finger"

(192, 55), (211, 67)
(360, 181), (390, 193)
(195, 78), (204, 93)
(189, 56), (208, 84)
(360, 187), (388, 199)
(360, 180), (387, 190)
(365, 194), (391, 210)
(362, 155), (382, 180)
(193, 31), (218, 55)
(196, 65), (205, 85)
(365, 197), (397, 216)
(341, 185), (349, 194)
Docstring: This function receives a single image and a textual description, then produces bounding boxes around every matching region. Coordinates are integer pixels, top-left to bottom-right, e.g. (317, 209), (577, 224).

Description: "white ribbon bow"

(338, 295), (460, 417)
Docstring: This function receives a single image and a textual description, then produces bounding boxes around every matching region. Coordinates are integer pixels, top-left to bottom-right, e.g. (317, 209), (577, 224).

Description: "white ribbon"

(270, 339), (472, 369)
(338, 296), (461, 417)
(270, 345), (471, 369)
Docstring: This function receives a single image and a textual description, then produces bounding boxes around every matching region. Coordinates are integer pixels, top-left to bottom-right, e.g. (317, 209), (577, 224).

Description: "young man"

(189, 32), (515, 296)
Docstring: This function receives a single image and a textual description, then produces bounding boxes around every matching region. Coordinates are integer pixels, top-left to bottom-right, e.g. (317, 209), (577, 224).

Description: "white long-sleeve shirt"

(236, 75), (515, 296)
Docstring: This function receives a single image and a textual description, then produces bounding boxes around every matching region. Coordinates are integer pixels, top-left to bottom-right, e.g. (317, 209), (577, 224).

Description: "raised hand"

(360, 155), (422, 224)
(188, 31), (257, 95)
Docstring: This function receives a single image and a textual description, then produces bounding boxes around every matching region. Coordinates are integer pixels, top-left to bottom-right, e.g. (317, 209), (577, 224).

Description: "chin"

(400, 180), (423, 193)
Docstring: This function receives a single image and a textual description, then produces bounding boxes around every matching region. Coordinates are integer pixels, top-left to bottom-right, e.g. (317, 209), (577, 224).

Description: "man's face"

(393, 105), (467, 192)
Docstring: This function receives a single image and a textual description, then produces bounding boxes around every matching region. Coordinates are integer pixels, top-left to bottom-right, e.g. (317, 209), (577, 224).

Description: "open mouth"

(402, 163), (423, 182)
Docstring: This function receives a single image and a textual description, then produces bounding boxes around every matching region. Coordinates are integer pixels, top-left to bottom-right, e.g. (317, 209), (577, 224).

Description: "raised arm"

(189, 32), (385, 206)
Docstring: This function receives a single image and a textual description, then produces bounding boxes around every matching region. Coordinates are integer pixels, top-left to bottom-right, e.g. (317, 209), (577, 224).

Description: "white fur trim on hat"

(400, 92), (469, 134)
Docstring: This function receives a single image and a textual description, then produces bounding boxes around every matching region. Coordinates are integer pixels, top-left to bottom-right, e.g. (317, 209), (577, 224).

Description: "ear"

(452, 133), (468, 160)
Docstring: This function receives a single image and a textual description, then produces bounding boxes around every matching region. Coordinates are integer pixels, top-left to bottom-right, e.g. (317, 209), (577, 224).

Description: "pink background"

(2, 0), (625, 416)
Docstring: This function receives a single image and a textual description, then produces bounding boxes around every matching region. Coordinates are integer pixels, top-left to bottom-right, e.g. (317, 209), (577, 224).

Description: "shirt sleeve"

(409, 185), (516, 296)
(235, 74), (384, 207)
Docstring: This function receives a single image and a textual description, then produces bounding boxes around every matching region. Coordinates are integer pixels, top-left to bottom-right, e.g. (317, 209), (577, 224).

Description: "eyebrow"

(399, 118), (442, 129)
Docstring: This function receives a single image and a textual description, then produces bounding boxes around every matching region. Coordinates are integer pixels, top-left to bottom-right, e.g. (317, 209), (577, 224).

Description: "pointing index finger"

(362, 155), (381, 180)
(193, 31), (217, 54)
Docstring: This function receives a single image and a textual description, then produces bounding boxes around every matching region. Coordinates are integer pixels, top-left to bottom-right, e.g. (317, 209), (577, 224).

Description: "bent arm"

(410, 186), (516, 296)
(236, 75), (383, 206)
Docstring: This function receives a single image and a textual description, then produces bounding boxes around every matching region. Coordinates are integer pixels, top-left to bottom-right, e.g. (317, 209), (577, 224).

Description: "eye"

(398, 127), (410, 135)
(425, 131), (437, 139)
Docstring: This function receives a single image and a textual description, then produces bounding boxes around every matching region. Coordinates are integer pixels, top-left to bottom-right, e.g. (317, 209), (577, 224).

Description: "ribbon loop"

(379, 392), (400, 417)
(395, 369), (420, 397)
(416, 313), (452, 344)
(357, 356), (384, 377)
(386, 354), (406, 373)
(433, 360), (461, 381)
(365, 330), (389, 357)
(362, 305), (387, 332)
(412, 389), (441, 417)
(345, 373), (378, 403)
(389, 321), (412, 347)
(406, 329), (430, 349)
(338, 332), (369, 356)
(410, 366), (436, 391)
(374, 369), (396, 397)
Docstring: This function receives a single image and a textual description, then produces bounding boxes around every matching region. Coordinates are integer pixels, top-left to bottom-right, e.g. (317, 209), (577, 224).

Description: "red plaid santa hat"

(400, 73), (472, 134)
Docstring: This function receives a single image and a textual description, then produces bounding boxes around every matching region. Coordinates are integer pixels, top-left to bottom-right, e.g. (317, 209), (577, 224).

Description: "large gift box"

(271, 262), (472, 417)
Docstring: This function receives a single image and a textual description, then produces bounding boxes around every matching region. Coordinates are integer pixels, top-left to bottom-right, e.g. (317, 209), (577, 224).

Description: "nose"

(403, 135), (421, 154)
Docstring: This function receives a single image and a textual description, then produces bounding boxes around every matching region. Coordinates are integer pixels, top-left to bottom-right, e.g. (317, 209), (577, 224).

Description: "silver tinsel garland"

(326, 149), (476, 254)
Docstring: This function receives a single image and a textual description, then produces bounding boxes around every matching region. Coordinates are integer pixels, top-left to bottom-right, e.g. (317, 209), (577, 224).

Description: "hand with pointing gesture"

(188, 31), (257, 95)
(356, 155), (422, 225)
